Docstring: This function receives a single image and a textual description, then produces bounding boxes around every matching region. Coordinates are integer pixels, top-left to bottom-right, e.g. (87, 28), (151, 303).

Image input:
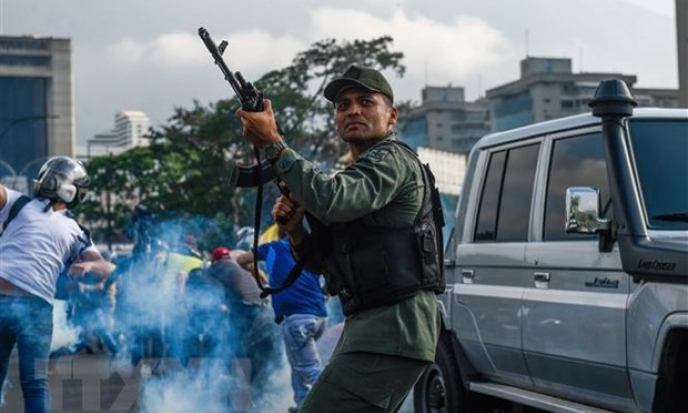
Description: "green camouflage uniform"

(274, 132), (440, 412)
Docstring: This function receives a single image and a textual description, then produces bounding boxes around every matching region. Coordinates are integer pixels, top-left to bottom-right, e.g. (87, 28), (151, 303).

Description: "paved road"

(1, 353), (416, 413)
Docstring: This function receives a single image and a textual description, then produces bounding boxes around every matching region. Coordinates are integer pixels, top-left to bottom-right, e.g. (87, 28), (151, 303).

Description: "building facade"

(416, 147), (466, 248)
(398, 86), (491, 155)
(486, 57), (637, 131)
(87, 111), (151, 158)
(0, 35), (73, 182)
(678, 0), (688, 107)
(486, 57), (679, 132)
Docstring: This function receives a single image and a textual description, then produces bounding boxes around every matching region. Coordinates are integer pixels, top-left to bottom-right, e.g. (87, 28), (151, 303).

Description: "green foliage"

(82, 35), (406, 247)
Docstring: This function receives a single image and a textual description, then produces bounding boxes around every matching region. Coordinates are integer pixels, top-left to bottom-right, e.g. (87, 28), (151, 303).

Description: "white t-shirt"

(0, 187), (96, 304)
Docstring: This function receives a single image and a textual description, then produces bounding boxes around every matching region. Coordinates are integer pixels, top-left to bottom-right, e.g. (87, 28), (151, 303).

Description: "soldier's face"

(334, 89), (397, 143)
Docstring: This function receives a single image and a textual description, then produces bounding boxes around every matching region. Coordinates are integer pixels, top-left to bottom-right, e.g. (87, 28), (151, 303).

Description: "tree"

(80, 36), (407, 249)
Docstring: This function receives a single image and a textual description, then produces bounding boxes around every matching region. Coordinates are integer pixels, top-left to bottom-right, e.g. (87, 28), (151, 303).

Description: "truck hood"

(648, 231), (688, 246)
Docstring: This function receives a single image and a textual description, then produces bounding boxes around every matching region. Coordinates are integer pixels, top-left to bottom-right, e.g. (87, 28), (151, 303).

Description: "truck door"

(523, 129), (636, 412)
(454, 140), (540, 387)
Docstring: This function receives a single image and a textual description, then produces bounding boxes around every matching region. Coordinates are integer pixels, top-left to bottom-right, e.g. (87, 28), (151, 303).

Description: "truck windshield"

(628, 119), (688, 230)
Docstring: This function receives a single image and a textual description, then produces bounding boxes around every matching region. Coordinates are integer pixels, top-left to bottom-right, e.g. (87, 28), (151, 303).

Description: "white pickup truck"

(414, 80), (688, 413)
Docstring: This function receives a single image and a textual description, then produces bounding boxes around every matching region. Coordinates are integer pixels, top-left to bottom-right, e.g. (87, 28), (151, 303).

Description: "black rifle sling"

(250, 148), (320, 298)
(251, 148), (267, 292)
(0, 195), (31, 237)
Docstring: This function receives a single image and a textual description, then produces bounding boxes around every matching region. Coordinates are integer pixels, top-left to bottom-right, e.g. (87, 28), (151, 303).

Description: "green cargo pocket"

(324, 362), (394, 410)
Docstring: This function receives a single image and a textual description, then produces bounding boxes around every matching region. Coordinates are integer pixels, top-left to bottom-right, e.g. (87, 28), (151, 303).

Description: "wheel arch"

(436, 299), (479, 390)
(651, 321), (688, 413)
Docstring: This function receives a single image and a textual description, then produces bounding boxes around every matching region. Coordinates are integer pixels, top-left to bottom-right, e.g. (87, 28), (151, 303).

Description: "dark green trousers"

(299, 352), (430, 413)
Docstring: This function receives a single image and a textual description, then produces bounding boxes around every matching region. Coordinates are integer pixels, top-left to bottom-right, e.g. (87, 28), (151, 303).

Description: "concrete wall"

(48, 38), (75, 157)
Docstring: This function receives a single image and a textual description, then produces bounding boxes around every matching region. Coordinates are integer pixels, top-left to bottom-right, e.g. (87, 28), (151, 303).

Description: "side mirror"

(565, 187), (610, 234)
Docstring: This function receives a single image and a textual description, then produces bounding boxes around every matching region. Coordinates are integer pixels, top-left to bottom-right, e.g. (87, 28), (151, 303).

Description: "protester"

(237, 65), (444, 412)
(0, 156), (115, 413)
(159, 242), (203, 360)
(236, 230), (328, 412)
(114, 237), (169, 368)
(205, 246), (279, 407)
(71, 260), (120, 357)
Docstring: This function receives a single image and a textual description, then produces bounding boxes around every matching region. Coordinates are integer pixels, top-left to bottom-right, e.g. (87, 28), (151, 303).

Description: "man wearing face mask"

(237, 66), (444, 413)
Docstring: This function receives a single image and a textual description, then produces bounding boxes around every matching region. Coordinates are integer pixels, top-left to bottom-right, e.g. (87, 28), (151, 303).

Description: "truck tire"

(652, 330), (688, 413)
(414, 333), (467, 413)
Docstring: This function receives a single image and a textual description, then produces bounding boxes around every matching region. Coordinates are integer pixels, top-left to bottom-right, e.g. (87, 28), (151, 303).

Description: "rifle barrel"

(198, 27), (244, 99)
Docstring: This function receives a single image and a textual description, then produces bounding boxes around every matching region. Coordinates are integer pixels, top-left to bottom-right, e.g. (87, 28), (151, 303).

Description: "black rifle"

(199, 27), (303, 297)
(198, 27), (276, 188)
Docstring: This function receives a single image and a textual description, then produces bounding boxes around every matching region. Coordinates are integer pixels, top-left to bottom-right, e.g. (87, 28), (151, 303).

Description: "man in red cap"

(211, 246), (231, 263)
(205, 246), (279, 405)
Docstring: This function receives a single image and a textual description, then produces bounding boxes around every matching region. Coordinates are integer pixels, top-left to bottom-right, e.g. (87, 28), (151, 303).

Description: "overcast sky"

(1, 0), (679, 151)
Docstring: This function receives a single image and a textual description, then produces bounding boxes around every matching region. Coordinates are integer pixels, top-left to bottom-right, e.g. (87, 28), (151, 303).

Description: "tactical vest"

(321, 141), (445, 316)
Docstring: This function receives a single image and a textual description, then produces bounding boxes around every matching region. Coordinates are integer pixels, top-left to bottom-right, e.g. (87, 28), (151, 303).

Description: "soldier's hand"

(236, 99), (282, 149)
(273, 194), (306, 243)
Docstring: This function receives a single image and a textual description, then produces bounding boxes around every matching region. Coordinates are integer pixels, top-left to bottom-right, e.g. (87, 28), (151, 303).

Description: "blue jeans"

(281, 314), (327, 407)
(0, 295), (53, 413)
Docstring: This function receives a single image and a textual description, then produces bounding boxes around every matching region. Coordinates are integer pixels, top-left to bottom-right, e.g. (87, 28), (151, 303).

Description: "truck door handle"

(534, 272), (550, 288)
(534, 272), (550, 282)
(462, 269), (475, 284)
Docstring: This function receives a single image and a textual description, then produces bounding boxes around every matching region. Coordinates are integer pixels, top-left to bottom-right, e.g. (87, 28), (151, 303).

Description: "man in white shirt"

(0, 156), (114, 413)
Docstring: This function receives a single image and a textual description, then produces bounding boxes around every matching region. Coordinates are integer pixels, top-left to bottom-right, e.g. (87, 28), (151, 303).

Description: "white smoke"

(251, 356), (292, 413)
(139, 355), (293, 413)
(50, 300), (82, 352)
(139, 360), (232, 413)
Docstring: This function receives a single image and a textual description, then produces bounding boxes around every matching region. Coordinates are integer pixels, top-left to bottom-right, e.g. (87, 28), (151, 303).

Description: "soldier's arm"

(272, 194), (306, 245)
(275, 143), (410, 224)
(272, 193), (323, 272)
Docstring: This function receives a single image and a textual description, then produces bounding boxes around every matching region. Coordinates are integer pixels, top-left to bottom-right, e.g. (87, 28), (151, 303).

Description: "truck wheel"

(414, 333), (467, 413)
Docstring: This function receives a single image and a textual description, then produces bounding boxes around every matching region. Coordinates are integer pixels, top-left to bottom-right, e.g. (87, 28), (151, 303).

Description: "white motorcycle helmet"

(32, 156), (90, 209)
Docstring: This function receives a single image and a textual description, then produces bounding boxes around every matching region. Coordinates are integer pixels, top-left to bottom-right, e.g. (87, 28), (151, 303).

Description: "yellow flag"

(260, 223), (280, 244)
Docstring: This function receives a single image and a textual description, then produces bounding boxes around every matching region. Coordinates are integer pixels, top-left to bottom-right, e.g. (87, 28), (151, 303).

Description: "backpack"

(0, 195), (31, 237)
(0, 194), (87, 300)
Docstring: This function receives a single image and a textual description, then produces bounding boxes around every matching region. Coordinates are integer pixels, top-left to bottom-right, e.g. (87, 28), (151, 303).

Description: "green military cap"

(324, 65), (394, 104)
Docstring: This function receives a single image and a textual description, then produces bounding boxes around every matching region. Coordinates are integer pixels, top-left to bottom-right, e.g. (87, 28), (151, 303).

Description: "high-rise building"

(87, 111), (151, 158)
(398, 86), (491, 155)
(486, 57), (679, 131)
(0, 35), (73, 182)
(678, 0), (688, 107)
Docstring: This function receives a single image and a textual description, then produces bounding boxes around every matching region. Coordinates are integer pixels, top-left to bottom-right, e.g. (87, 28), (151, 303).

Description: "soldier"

(237, 66), (443, 413)
(0, 156), (114, 413)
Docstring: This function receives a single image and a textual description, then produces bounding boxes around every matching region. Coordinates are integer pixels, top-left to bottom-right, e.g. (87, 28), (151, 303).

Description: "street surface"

(1, 352), (416, 413)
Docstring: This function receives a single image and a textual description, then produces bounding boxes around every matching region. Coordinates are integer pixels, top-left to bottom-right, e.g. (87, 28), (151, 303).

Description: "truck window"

(475, 143), (540, 242)
(629, 119), (688, 230)
(544, 132), (612, 241)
